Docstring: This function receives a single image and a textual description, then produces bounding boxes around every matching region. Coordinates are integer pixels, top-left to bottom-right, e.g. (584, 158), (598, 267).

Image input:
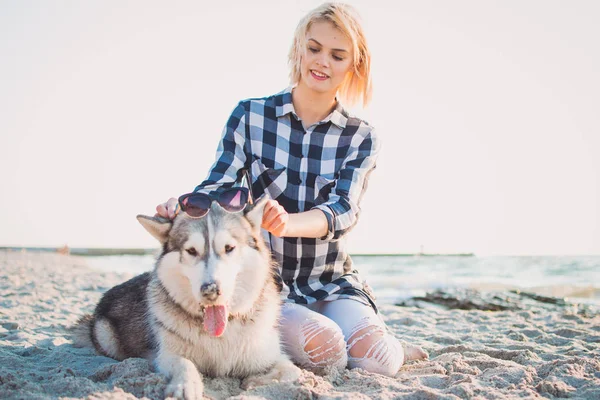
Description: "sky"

(1, 1), (599, 255)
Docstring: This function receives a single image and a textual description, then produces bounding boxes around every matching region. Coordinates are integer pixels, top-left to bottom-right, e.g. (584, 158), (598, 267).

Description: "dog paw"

(403, 344), (429, 362)
(242, 374), (273, 390)
(272, 361), (302, 383)
(165, 373), (204, 400)
(242, 361), (301, 390)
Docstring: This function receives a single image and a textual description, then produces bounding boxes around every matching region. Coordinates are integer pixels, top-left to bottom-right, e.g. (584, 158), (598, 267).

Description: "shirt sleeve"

(193, 102), (248, 195)
(312, 128), (381, 241)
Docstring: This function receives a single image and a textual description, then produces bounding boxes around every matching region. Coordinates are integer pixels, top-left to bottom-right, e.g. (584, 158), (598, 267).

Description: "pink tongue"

(203, 305), (228, 337)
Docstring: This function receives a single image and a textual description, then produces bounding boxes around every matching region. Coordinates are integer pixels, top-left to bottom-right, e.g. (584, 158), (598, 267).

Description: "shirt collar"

(275, 86), (348, 129)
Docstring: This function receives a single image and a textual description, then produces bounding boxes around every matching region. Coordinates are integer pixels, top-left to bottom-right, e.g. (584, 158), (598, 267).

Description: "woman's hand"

(262, 199), (289, 237)
(156, 198), (179, 220)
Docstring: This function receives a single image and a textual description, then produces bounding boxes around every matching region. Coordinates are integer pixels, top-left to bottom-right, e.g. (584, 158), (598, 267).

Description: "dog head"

(137, 196), (272, 337)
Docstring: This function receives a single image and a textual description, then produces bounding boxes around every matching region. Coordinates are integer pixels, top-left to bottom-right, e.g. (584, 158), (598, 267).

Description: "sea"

(84, 254), (600, 307)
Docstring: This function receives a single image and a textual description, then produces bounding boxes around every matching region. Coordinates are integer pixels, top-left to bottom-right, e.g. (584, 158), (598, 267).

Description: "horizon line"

(3, 246), (600, 258)
(0, 246), (475, 257)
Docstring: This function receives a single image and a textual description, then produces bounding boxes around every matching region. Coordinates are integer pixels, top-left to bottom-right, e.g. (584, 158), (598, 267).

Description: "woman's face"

(299, 21), (354, 96)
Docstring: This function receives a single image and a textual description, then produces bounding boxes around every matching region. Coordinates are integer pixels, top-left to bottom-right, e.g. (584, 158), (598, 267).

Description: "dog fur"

(72, 197), (300, 399)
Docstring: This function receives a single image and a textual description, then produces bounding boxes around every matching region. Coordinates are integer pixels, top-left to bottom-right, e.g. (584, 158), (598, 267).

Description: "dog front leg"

(242, 355), (301, 390)
(155, 350), (203, 400)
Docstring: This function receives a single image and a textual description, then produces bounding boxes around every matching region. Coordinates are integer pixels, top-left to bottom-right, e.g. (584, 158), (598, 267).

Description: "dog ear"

(243, 195), (269, 230)
(136, 215), (172, 244)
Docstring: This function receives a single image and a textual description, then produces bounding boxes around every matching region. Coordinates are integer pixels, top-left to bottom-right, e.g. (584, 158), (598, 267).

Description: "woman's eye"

(332, 55), (343, 61)
(308, 47), (319, 53)
(224, 245), (235, 254)
(186, 248), (198, 257)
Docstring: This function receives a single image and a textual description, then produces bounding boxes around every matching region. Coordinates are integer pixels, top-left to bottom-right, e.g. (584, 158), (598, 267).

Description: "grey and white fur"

(72, 197), (300, 399)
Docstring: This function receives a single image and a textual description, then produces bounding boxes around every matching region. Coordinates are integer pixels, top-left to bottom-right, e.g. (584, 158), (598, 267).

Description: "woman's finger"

(263, 206), (281, 225)
(269, 214), (289, 237)
(156, 203), (168, 218)
(264, 209), (288, 232)
(263, 203), (285, 228)
(264, 214), (282, 231)
(156, 198), (179, 220)
(166, 198), (179, 219)
(261, 200), (280, 225)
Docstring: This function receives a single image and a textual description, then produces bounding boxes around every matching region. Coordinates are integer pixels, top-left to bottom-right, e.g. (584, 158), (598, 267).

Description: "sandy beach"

(1, 250), (599, 399)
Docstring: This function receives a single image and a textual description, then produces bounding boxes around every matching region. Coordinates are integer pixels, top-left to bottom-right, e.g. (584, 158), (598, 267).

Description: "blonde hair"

(288, 2), (372, 107)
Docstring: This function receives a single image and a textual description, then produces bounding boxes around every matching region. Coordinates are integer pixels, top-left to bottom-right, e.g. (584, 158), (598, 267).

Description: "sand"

(1, 250), (599, 400)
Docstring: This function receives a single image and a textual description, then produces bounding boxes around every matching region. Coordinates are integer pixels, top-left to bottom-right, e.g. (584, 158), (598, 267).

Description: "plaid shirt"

(194, 87), (380, 310)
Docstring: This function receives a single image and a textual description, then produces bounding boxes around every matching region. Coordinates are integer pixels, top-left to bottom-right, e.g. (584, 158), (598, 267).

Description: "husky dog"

(73, 197), (300, 399)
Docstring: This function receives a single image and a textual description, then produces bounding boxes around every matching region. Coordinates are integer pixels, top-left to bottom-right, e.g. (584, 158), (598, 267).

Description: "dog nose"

(200, 282), (221, 300)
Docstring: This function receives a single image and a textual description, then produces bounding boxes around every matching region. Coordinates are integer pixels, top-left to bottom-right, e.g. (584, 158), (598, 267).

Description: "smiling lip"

(310, 70), (329, 81)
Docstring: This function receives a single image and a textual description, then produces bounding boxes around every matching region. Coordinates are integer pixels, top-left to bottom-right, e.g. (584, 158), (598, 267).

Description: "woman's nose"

(317, 55), (329, 68)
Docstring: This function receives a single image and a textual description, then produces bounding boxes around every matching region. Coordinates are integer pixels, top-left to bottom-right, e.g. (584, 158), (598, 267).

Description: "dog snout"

(200, 282), (221, 301)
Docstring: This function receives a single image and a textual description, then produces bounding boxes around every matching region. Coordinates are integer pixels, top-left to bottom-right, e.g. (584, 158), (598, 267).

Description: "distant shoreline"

(351, 253), (475, 257)
(0, 247), (475, 257)
(0, 247), (155, 256)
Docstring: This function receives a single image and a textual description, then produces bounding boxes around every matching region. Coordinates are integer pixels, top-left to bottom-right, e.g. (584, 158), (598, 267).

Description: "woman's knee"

(345, 318), (404, 377)
(298, 318), (347, 373)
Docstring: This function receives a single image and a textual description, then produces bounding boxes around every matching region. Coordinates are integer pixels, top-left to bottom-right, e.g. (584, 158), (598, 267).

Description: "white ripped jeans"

(279, 299), (405, 377)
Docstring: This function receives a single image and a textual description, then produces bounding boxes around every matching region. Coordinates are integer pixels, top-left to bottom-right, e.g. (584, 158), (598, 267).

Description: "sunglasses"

(178, 187), (250, 218)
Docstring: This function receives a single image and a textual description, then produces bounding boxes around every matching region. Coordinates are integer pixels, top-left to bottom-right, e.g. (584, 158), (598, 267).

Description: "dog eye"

(224, 245), (235, 254)
(186, 248), (198, 257)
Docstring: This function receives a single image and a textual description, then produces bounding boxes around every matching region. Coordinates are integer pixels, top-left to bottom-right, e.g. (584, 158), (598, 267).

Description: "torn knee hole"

(347, 323), (387, 360)
(300, 320), (345, 365)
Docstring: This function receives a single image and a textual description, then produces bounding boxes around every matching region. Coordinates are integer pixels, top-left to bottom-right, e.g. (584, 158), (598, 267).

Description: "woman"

(157, 2), (427, 377)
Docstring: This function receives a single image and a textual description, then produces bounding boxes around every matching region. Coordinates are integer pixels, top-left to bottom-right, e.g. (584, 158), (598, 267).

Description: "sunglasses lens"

(182, 194), (211, 218)
(218, 188), (248, 212)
